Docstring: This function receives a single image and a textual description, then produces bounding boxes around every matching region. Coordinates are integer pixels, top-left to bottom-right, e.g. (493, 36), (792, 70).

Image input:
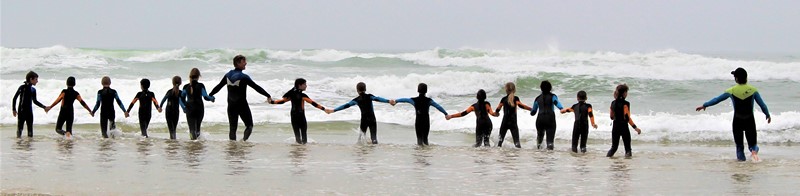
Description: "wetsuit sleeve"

(753, 92), (770, 118)
(270, 97), (290, 104)
(430, 99), (448, 115)
(160, 91), (169, 109)
(451, 106), (475, 118)
(494, 102), (504, 114)
(702, 92), (731, 107)
(77, 94), (91, 111)
(31, 88), (46, 109)
(126, 94), (139, 113)
(486, 103), (497, 116)
(303, 96), (326, 110)
(333, 100), (358, 112)
(529, 100), (539, 115)
(245, 76), (271, 98)
(151, 93), (160, 108)
(588, 106), (596, 125)
(92, 93), (101, 113)
(209, 76), (227, 97)
(201, 87), (214, 101)
(114, 92), (127, 112)
(609, 103), (614, 120)
(12, 86), (23, 113)
(371, 95), (390, 103)
(178, 94), (187, 111)
(624, 105), (637, 129)
(516, 100), (532, 111)
(395, 98), (415, 105)
(553, 95), (564, 110)
(48, 92), (66, 108)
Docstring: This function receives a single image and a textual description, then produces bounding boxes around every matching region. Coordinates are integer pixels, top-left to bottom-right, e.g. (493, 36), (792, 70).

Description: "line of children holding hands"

(14, 68), (642, 157)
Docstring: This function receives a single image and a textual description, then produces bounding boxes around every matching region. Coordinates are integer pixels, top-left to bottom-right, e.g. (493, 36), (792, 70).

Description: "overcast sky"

(2, 0), (799, 53)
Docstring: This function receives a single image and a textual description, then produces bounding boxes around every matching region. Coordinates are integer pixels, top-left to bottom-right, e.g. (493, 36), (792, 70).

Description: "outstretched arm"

(48, 92), (66, 109)
(126, 97), (139, 113)
(333, 100), (357, 112)
(209, 76), (227, 97)
(517, 100), (532, 111)
(31, 88), (47, 109)
(270, 97), (290, 104)
(114, 92), (127, 113)
(529, 101), (539, 115)
(552, 95), (564, 110)
(371, 95), (391, 103)
(753, 92), (771, 122)
(201, 88), (215, 102)
(430, 99), (448, 115)
(447, 106), (474, 119)
(92, 93), (101, 114)
(395, 98), (414, 105)
(246, 77), (271, 98)
(303, 96), (326, 111)
(159, 92), (169, 109)
(77, 95), (92, 114)
(494, 102), (504, 116)
(697, 92), (730, 111)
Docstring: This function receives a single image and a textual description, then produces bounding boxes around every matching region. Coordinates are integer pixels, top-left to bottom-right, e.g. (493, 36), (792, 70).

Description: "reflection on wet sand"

(289, 145), (308, 175)
(225, 141), (254, 176)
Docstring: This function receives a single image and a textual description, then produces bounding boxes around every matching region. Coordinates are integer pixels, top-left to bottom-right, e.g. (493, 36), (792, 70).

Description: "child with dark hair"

(12, 71), (48, 138)
(127, 78), (161, 138)
(270, 78), (328, 144)
(530, 80), (565, 150)
(326, 82), (393, 144)
(91, 76), (129, 138)
(393, 83), (449, 146)
(46, 76), (92, 139)
(160, 76), (186, 140)
(560, 91), (598, 153)
(447, 89), (497, 147)
(607, 84), (642, 157)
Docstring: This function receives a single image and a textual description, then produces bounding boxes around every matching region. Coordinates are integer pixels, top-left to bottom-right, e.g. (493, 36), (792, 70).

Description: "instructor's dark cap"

(731, 67), (747, 78)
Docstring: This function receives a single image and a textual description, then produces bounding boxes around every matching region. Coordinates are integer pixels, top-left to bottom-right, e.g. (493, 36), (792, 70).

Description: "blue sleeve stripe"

(703, 93), (731, 107)
(753, 92), (770, 118)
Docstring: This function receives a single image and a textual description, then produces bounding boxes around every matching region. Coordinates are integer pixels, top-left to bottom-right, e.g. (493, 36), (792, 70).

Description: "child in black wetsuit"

(46, 76), (92, 139)
(181, 68), (215, 140)
(127, 79), (161, 138)
(159, 76), (186, 140)
(91, 76), (129, 138)
(12, 71), (48, 138)
(393, 83), (448, 146)
(493, 82), (532, 148)
(607, 84), (642, 157)
(560, 91), (598, 153)
(270, 78), (328, 144)
(327, 82), (393, 144)
(446, 89), (496, 147)
(530, 80), (564, 150)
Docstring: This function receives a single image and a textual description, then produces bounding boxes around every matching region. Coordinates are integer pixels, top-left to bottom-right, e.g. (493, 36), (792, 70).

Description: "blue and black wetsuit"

(12, 83), (47, 138)
(160, 89), (186, 139)
(564, 102), (595, 153)
(702, 84), (770, 161)
(494, 96), (531, 148)
(182, 81), (214, 140)
(607, 98), (638, 157)
(333, 93), (391, 144)
(209, 69), (272, 141)
(396, 96), (448, 146)
(450, 102), (496, 147)
(127, 91), (159, 138)
(92, 87), (127, 138)
(49, 87), (91, 135)
(531, 92), (564, 150)
(271, 89), (326, 144)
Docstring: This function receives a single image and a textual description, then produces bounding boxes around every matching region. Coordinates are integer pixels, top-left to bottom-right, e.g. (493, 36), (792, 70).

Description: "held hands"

(560, 109), (569, 114)
(267, 97), (273, 104)
(89, 111), (94, 117)
(45, 106), (52, 113)
(325, 109), (334, 114)
(767, 117), (772, 124)
(445, 115), (452, 120)
(389, 99), (396, 106)
(209, 96), (215, 103)
(492, 113), (500, 117)
(124, 112), (130, 118)
(157, 107), (163, 113)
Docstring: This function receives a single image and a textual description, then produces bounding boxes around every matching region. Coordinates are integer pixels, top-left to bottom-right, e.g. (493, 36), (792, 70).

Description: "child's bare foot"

(751, 150), (761, 162)
(65, 132), (72, 140)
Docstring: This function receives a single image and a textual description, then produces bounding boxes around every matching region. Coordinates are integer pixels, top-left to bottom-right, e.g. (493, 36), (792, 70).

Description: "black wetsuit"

(569, 102), (593, 153)
(92, 87), (126, 138)
(397, 96), (448, 146)
(209, 69), (271, 141)
(457, 102), (493, 147)
(333, 94), (390, 144)
(607, 98), (632, 157)
(272, 89), (326, 144)
(495, 96), (527, 148)
(12, 83), (47, 138)
(54, 87), (90, 135)
(127, 91), (157, 137)
(160, 89), (184, 139)
(531, 93), (563, 150)
(182, 81), (213, 140)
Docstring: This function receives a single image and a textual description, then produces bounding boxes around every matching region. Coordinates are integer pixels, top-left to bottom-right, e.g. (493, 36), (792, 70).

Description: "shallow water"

(2, 124), (799, 195)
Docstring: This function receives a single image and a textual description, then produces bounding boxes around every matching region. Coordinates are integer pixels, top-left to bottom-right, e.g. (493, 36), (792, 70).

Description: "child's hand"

(124, 112), (130, 118)
(45, 106), (52, 113)
(695, 106), (706, 111)
(157, 108), (163, 113)
(12, 111), (17, 117)
(90, 111), (94, 117)
(634, 127), (642, 135)
(266, 97), (273, 104)
(560, 109), (568, 114)
(389, 100), (396, 106)
(592, 124), (598, 129)
(445, 115), (452, 120)
(492, 113), (500, 117)
(325, 109), (334, 114)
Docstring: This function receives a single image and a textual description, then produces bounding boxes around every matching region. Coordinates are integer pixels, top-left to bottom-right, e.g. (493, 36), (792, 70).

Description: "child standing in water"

(91, 76), (129, 138)
(494, 82), (532, 148)
(126, 79), (161, 138)
(446, 89), (497, 147)
(560, 91), (598, 153)
(696, 67), (770, 162)
(46, 76), (93, 139)
(530, 80), (564, 150)
(270, 78), (328, 144)
(607, 84), (642, 157)
(393, 83), (448, 146)
(160, 76), (186, 140)
(182, 68), (215, 140)
(12, 71), (48, 138)
(326, 82), (393, 144)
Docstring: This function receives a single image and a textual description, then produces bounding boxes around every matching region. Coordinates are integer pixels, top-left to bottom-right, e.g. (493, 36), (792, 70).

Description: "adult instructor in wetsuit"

(209, 55), (273, 141)
(696, 67), (771, 162)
